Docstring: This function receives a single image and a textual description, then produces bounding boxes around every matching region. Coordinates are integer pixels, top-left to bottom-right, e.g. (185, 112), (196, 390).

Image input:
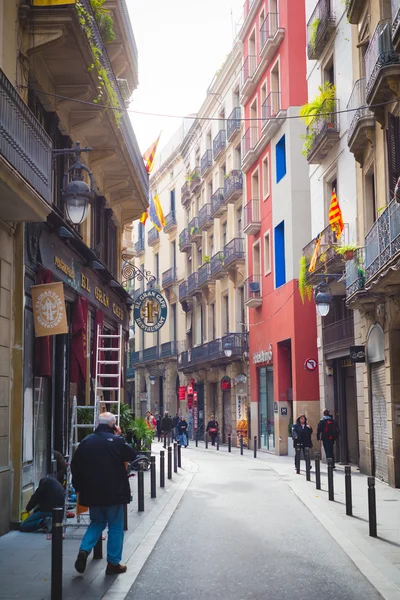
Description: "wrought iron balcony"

(346, 79), (374, 165)
(187, 271), (200, 296)
(178, 333), (247, 371)
(164, 210), (177, 233)
(259, 13), (285, 65)
(244, 274), (262, 308)
(227, 107), (241, 140)
(190, 166), (201, 193)
(160, 341), (178, 359)
(162, 267), (177, 289)
(0, 69), (52, 213)
(322, 317), (354, 355)
(211, 187), (226, 218)
(242, 127), (258, 172)
(240, 55), (257, 103)
(181, 181), (191, 206)
(224, 238), (245, 268)
(188, 216), (201, 242)
(346, 0), (365, 25)
(365, 199), (400, 285)
(365, 19), (400, 111)
(148, 227), (159, 247)
(179, 228), (191, 252)
(243, 199), (261, 235)
(210, 250), (227, 280)
(261, 91), (285, 142)
(143, 345), (159, 362)
(302, 222), (349, 284)
(224, 170), (243, 202)
(346, 248), (366, 301)
(198, 262), (212, 287)
(307, 0), (336, 60)
(134, 238), (145, 256)
(213, 130), (227, 161)
(179, 280), (189, 302)
(201, 149), (213, 176)
(306, 99), (340, 164)
(393, 0), (400, 47)
(198, 203), (213, 231)
(131, 351), (141, 365)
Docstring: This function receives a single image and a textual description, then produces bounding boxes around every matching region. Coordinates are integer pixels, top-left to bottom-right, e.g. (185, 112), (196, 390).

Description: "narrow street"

(127, 448), (381, 600)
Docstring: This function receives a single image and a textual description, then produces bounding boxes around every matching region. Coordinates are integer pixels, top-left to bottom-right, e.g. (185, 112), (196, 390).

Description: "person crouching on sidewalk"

(292, 415), (313, 473)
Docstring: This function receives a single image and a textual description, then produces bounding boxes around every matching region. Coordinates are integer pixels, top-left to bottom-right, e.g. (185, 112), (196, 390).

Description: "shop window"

(274, 221), (286, 288)
(275, 135), (286, 183)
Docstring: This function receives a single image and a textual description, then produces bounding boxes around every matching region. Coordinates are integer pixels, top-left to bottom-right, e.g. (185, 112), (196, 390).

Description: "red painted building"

(239, 0), (319, 454)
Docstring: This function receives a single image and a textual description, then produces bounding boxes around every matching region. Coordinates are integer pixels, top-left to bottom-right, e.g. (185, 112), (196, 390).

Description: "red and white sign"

(187, 384), (193, 395)
(304, 358), (317, 372)
(178, 386), (186, 401)
(193, 391), (198, 430)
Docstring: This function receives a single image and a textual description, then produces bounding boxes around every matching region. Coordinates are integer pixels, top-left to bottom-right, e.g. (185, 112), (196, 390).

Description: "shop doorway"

(196, 382), (205, 436)
(334, 359), (359, 465)
(222, 390), (232, 443)
(259, 366), (274, 451)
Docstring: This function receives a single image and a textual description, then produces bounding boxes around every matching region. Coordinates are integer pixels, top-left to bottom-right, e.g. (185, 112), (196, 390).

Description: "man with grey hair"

(71, 411), (136, 575)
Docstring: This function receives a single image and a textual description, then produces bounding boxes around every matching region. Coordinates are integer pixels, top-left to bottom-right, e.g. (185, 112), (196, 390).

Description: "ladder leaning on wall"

(94, 323), (123, 426)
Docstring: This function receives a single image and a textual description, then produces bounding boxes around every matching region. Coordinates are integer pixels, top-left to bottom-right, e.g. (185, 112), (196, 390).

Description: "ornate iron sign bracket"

(121, 254), (157, 288)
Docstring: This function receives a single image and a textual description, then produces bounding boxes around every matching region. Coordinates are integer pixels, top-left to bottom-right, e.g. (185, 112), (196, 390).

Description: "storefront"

(259, 366), (274, 452)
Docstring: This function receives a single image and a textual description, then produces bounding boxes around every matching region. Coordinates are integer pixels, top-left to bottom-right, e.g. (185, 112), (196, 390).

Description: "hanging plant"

(299, 255), (313, 303)
(335, 244), (358, 261)
(309, 18), (321, 51)
(300, 83), (336, 126)
(90, 0), (116, 44)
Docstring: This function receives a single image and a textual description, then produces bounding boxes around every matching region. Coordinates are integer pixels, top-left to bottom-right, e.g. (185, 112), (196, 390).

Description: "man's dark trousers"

(323, 439), (335, 467)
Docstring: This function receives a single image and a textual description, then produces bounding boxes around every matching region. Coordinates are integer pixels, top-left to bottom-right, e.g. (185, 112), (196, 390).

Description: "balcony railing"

(244, 274), (262, 308)
(201, 149), (213, 176)
(224, 170), (243, 202)
(188, 271), (199, 295)
(224, 238), (245, 267)
(262, 91), (281, 127)
(188, 216), (201, 242)
(365, 19), (400, 101)
(210, 187), (226, 217)
(346, 248), (365, 299)
(306, 99), (340, 163)
(346, 79), (374, 163)
(303, 222), (349, 278)
(346, 0), (365, 25)
(241, 55), (257, 89)
(307, 0), (336, 60)
(322, 317), (354, 354)
(213, 130), (227, 161)
(148, 227), (159, 246)
(181, 181), (191, 205)
(260, 12), (279, 49)
(210, 250), (226, 279)
(243, 199), (261, 235)
(160, 341), (178, 359)
(0, 69), (52, 204)
(227, 107), (241, 140)
(179, 228), (191, 252)
(179, 280), (189, 302)
(198, 262), (212, 287)
(365, 199), (400, 282)
(143, 345), (158, 362)
(198, 203), (213, 231)
(393, 0), (400, 41)
(178, 333), (247, 370)
(134, 238), (145, 255)
(164, 210), (177, 233)
(162, 267), (177, 288)
(242, 126), (257, 157)
(190, 166), (201, 193)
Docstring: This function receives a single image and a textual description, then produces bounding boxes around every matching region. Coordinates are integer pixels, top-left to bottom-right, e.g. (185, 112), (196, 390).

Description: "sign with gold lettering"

(113, 303), (124, 321)
(94, 287), (109, 308)
(31, 282), (68, 337)
(134, 290), (167, 332)
(54, 256), (74, 280)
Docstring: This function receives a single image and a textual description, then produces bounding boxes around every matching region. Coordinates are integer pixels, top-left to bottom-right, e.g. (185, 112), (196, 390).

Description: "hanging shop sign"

(350, 345), (366, 363)
(134, 290), (167, 332)
(253, 349), (272, 364)
(178, 386), (186, 401)
(193, 391), (198, 430)
(221, 376), (231, 391)
(233, 373), (247, 386)
(304, 358), (317, 372)
(31, 282), (68, 337)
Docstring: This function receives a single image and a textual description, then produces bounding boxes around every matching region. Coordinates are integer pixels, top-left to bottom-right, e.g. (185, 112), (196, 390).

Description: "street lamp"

(223, 339), (233, 358)
(149, 375), (156, 386)
(223, 332), (249, 359)
(313, 274), (344, 317)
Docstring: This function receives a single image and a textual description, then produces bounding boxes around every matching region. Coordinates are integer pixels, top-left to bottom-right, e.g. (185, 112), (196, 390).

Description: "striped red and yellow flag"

(329, 189), (344, 239)
(139, 211), (148, 225)
(33, 0), (75, 5)
(308, 233), (322, 273)
(143, 134), (161, 174)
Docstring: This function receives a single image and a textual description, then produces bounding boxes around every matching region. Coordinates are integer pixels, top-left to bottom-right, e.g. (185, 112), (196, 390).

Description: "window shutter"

(387, 113), (400, 199)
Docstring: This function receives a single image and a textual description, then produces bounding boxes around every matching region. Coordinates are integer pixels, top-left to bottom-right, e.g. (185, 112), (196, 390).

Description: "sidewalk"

(194, 440), (400, 600)
(0, 443), (196, 600)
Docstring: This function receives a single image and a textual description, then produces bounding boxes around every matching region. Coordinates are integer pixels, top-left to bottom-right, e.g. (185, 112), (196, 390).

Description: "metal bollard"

(163, 433), (166, 449)
(327, 458), (334, 501)
(173, 443), (178, 473)
(228, 434), (231, 453)
(240, 435), (243, 456)
(150, 456), (156, 499)
(216, 436), (220, 450)
(254, 436), (257, 458)
(315, 452), (321, 490)
(51, 507), (63, 600)
(295, 446), (301, 474)
(177, 442), (182, 468)
(160, 450), (165, 488)
(305, 447), (311, 481)
(195, 432), (198, 447)
(205, 433), (208, 449)
(138, 463), (144, 512)
(345, 466), (352, 516)
(368, 477), (377, 537)
(93, 536), (103, 560)
(167, 446), (172, 479)
(123, 503), (128, 531)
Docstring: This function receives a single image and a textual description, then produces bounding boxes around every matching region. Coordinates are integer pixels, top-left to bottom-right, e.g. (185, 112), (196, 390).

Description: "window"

(171, 241), (176, 271)
(171, 304), (177, 343)
(264, 231), (271, 274)
(210, 304), (216, 340)
(274, 221), (286, 288)
(261, 81), (267, 109)
(324, 55), (335, 86)
(387, 113), (400, 200)
(276, 135), (286, 183)
(221, 295), (229, 335)
(140, 264), (145, 291)
(222, 222), (227, 248)
(236, 207), (243, 238)
(262, 154), (270, 198)
(170, 189), (175, 214)
(155, 253), (159, 283)
(253, 240), (261, 276)
(252, 168), (260, 200)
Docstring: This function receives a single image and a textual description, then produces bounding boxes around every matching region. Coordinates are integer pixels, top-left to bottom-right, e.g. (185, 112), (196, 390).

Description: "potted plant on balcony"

(336, 244), (358, 261)
(299, 255), (313, 302)
(309, 17), (320, 52)
(300, 83), (336, 156)
(190, 226), (199, 236)
(203, 255), (210, 263)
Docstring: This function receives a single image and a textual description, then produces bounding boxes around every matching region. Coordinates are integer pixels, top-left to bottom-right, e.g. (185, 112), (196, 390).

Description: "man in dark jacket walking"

(317, 408), (339, 468)
(292, 415), (313, 472)
(160, 411), (174, 444)
(71, 412), (136, 575)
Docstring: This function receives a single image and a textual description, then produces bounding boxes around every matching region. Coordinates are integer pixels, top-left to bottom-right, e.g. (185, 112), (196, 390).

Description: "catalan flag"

(143, 134), (161, 174)
(149, 194), (166, 232)
(329, 189), (344, 239)
(308, 232), (322, 273)
(139, 211), (148, 225)
(33, 0), (75, 5)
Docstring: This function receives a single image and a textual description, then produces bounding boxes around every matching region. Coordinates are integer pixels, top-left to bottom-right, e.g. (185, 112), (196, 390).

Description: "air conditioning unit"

(117, 78), (131, 102)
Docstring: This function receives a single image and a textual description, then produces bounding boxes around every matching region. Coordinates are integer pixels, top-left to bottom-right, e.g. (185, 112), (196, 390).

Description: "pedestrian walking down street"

(177, 415), (188, 447)
(206, 415), (219, 446)
(172, 412), (180, 441)
(155, 412), (162, 442)
(161, 411), (174, 444)
(317, 408), (340, 469)
(292, 415), (313, 473)
(71, 412), (136, 576)
(20, 474), (65, 533)
(146, 410), (157, 432)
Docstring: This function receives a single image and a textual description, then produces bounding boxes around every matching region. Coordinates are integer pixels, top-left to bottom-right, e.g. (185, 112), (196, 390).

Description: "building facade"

(0, 0), (147, 535)
(240, 0), (319, 455)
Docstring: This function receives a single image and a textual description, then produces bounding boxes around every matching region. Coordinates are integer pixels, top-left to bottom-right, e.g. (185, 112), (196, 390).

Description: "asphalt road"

(126, 448), (382, 600)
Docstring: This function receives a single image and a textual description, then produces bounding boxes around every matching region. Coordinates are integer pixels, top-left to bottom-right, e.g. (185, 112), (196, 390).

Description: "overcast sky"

(127, 0), (245, 155)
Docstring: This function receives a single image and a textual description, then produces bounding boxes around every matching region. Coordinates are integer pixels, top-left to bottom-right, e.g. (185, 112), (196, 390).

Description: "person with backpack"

(292, 415), (313, 473)
(206, 415), (219, 446)
(317, 408), (340, 469)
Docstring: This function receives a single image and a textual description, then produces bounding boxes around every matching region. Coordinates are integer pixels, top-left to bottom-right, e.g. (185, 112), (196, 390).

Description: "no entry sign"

(304, 358), (317, 372)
